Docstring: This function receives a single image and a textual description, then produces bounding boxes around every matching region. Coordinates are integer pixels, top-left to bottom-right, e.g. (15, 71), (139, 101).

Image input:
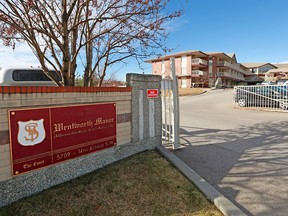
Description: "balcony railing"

(191, 58), (208, 66)
(217, 72), (245, 81)
(177, 73), (190, 77)
(192, 70), (208, 76)
(217, 61), (248, 74)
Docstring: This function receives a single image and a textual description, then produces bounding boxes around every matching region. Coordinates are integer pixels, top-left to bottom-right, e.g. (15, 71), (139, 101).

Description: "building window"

(181, 79), (187, 88)
(181, 56), (187, 75)
(161, 60), (165, 78)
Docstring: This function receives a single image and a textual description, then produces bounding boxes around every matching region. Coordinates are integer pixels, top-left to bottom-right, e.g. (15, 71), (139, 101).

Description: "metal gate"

(234, 85), (288, 112)
(161, 58), (181, 149)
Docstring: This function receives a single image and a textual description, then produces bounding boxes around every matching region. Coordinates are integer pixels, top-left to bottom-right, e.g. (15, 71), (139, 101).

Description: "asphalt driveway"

(173, 89), (288, 216)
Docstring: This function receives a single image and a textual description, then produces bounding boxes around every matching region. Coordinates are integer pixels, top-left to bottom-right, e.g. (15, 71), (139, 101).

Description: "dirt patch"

(179, 88), (208, 96)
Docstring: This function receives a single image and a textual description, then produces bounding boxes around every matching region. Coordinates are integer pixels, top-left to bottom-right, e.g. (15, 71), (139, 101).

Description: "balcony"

(217, 61), (248, 74)
(191, 58), (208, 67)
(217, 72), (245, 81)
(177, 73), (191, 77)
(192, 70), (208, 77)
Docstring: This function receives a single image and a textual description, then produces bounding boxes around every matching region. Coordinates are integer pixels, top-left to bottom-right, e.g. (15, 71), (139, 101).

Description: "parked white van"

(0, 68), (60, 86)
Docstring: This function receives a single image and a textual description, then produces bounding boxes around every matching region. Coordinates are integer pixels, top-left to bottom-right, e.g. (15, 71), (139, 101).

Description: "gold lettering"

(78, 148), (89, 154)
(54, 119), (115, 133)
(56, 152), (71, 161)
(94, 118), (114, 126)
(33, 160), (45, 167)
(24, 123), (39, 142)
(53, 120), (95, 133)
(53, 123), (63, 133)
(23, 163), (32, 169)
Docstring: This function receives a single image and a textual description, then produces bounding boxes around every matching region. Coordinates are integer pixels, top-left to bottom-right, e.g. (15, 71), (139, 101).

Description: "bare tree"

(199, 74), (209, 88)
(0, 0), (182, 86)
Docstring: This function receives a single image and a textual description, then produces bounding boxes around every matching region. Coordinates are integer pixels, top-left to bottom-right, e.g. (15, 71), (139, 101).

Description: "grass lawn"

(0, 151), (222, 216)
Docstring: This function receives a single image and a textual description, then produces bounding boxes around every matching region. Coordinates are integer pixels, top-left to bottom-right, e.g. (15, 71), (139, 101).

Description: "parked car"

(261, 81), (276, 85)
(268, 85), (288, 94)
(235, 86), (288, 110)
(277, 79), (288, 85)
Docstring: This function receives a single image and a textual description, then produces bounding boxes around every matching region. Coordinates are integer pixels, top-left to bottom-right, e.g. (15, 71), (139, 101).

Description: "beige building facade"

(243, 62), (288, 83)
(265, 67), (288, 82)
(146, 50), (251, 88)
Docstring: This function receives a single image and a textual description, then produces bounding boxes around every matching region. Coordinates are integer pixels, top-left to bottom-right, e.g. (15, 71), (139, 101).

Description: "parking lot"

(173, 89), (288, 216)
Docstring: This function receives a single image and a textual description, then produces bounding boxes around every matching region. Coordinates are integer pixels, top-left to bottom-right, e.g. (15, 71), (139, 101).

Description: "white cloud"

(164, 16), (190, 33)
(272, 61), (288, 64)
(0, 43), (40, 68)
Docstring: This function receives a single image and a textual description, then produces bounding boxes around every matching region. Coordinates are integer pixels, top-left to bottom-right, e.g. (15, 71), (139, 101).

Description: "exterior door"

(181, 79), (187, 88)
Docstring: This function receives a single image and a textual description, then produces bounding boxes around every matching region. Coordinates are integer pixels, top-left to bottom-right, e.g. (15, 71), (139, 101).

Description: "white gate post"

(170, 57), (181, 149)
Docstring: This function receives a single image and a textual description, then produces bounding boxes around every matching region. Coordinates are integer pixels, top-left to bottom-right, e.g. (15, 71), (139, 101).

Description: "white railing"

(192, 70), (208, 76)
(191, 58), (208, 66)
(233, 85), (288, 112)
(177, 73), (190, 77)
(218, 61), (248, 74)
(217, 72), (245, 81)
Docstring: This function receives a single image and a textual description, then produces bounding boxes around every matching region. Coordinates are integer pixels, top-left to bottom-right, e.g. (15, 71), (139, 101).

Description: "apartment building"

(243, 62), (288, 83)
(145, 50), (251, 88)
(242, 63), (277, 79)
(265, 67), (288, 82)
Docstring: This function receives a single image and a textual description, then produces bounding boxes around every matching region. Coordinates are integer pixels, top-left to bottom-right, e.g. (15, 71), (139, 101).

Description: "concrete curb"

(156, 144), (247, 216)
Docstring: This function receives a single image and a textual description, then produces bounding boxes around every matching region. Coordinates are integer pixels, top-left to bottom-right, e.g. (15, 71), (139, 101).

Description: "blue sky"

(1, 0), (288, 81)
(164, 0), (288, 63)
(128, 0), (288, 79)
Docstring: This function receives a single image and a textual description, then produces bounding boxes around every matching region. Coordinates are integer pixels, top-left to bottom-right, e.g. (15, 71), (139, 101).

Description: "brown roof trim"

(241, 62), (277, 68)
(145, 50), (209, 62)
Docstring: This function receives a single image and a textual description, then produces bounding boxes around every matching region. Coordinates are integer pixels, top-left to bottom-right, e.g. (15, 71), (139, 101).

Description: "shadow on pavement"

(174, 121), (288, 216)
